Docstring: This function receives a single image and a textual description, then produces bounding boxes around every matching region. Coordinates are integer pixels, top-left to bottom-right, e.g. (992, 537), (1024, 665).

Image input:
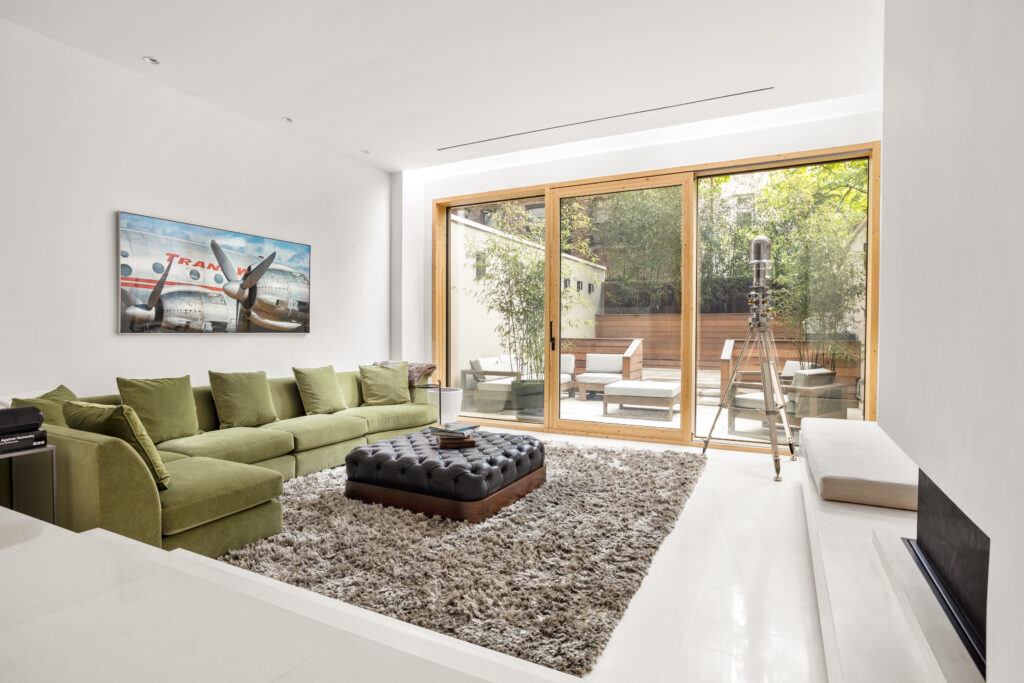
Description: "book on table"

(0, 429), (47, 455)
(430, 421), (479, 438)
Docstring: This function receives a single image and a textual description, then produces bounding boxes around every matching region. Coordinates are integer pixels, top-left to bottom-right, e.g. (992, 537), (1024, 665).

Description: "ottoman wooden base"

(345, 464), (546, 523)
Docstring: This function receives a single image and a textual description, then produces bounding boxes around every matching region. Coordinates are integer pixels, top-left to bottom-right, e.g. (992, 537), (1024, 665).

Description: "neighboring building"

(447, 213), (605, 383)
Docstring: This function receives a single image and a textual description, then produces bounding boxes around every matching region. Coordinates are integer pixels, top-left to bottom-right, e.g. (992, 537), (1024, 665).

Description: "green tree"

(466, 201), (593, 380)
(593, 186), (683, 311)
(698, 160), (869, 368)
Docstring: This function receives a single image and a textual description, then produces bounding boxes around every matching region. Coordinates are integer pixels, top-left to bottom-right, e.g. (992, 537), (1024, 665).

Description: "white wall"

(880, 2), (1022, 680)
(396, 100), (882, 363)
(0, 19), (391, 396)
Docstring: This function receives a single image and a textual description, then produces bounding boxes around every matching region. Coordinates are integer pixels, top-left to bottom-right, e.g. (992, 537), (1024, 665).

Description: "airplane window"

(120, 264), (132, 277)
(214, 274), (224, 284)
(189, 269), (201, 280)
(120, 250), (129, 258)
(153, 262), (165, 274)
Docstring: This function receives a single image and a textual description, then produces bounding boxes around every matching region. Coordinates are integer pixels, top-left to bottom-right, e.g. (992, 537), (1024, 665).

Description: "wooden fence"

(594, 313), (860, 374)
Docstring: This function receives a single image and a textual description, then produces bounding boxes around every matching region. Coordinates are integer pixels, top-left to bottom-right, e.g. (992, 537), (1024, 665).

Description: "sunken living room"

(0, 2), (1019, 681)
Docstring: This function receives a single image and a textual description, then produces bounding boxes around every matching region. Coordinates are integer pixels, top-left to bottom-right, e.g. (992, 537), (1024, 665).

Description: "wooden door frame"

(431, 141), (881, 450)
(544, 173), (693, 443)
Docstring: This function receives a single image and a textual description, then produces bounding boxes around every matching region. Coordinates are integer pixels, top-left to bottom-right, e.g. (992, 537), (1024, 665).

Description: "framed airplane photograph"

(117, 212), (311, 334)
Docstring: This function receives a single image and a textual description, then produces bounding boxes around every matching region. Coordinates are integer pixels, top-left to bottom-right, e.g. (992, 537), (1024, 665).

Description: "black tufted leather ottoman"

(344, 429), (545, 522)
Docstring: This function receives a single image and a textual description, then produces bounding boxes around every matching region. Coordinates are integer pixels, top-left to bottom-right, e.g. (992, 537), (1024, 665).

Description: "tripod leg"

(702, 327), (755, 455)
(765, 329), (798, 460)
(757, 328), (784, 481)
(767, 413), (782, 481)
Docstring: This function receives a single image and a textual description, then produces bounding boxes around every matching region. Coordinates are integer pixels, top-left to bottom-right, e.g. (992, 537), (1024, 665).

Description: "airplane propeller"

(124, 258), (172, 325)
(210, 239), (277, 332)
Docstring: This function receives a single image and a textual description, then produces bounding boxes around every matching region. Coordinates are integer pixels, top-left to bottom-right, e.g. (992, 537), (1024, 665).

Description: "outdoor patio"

(460, 368), (864, 445)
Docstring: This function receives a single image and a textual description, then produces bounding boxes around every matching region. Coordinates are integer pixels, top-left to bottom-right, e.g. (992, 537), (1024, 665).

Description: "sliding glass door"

(694, 160), (870, 445)
(435, 145), (878, 449)
(446, 197), (547, 424)
(546, 174), (693, 438)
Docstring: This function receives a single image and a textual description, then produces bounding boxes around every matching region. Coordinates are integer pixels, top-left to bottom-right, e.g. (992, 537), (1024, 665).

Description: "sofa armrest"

(622, 339), (643, 380)
(43, 425), (162, 547)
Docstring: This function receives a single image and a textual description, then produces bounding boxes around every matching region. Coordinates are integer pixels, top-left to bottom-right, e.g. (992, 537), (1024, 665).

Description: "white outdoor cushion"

(780, 360), (803, 378)
(585, 353), (623, 374)
(800, 418), (919, 511)
(560, 354), (575, 375)
(604, 380), (681, 399)
(559, 373), (572, 384)
(793, 368), (835, 387)
(575, 372), (621, 385)
(734, 391), (796, 413)
(471, 355), (516, 381)
(476, 377), (515, 392)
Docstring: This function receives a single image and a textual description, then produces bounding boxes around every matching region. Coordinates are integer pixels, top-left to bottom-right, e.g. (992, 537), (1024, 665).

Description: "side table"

(420, 384), (464, 425)
(1, 445), (57, 524)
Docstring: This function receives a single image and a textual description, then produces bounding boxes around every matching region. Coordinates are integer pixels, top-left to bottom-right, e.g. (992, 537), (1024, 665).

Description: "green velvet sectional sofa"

(17, 370), (437, 557)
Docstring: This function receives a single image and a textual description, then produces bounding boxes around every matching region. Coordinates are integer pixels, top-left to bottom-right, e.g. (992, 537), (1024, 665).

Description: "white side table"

(426, 387), (464, 425)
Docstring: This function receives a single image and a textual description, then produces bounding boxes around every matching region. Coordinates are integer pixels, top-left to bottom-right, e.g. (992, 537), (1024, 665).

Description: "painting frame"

(117, 211), (311, 334)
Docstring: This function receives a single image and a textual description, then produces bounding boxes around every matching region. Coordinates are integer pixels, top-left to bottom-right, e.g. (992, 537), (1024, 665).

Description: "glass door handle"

(550, 321), (555, 351)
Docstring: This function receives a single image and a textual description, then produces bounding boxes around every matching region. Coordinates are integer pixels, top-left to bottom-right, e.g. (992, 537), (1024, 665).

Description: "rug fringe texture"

(221, 441), (706, 676)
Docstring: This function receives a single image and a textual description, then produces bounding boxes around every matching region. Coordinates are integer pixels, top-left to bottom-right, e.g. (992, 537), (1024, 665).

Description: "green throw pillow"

(293, 365), (347, 415)
(359, 362), (411, 406)
(208, 370), (279, 428)
(12, 384), (78, 426)
(116, 376), (200, 444)
(63, 401), (170, 490)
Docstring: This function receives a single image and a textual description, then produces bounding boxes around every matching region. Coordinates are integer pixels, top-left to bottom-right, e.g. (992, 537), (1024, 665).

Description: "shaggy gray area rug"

(220, 441), (706, 676)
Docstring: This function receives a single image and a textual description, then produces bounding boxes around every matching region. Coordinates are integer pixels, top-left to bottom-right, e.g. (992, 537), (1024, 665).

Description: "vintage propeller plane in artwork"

(118, 212), (310, 334)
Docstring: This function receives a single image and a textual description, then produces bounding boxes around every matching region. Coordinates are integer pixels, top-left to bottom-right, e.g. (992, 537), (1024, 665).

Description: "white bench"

(602, 380), (681, 420)
(801, 417), (919, 511)
(799, 419), (980, 683)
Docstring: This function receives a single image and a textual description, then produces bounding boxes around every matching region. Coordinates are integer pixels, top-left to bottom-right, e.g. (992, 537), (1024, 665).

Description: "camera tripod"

(701, 236), (795, 481)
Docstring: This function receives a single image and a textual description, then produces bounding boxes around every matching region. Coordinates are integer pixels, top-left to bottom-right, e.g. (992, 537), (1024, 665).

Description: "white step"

(82, 526), (572, 682)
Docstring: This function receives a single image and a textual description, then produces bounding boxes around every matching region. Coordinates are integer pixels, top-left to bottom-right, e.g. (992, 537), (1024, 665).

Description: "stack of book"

(429, 421), (479, 449)
(0, 406), (47, 454)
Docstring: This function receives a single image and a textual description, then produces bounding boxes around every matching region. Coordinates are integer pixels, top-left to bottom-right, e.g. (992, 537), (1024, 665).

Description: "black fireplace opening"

(904, 470), (989, 677)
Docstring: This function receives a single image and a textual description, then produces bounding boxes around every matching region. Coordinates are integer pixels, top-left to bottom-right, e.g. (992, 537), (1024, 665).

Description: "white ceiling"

(0, 0), (884, 171)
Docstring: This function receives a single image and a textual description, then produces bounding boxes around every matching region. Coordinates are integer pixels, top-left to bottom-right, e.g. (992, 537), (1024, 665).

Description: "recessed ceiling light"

(281, 116), (294, 123)
(360, 149), (370, 155)
(141, 56), (160, 65)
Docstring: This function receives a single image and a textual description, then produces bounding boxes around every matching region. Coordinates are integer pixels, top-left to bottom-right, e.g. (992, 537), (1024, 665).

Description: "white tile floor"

(496, 428), (828, 683)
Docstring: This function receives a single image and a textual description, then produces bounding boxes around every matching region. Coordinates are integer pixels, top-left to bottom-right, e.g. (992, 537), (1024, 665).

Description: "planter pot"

(512, 380), (544, 413)
(427, 387), (463, 424)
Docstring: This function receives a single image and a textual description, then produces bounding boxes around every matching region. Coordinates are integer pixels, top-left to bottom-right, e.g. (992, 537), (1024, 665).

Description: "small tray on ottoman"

(344, 429), (545, 522)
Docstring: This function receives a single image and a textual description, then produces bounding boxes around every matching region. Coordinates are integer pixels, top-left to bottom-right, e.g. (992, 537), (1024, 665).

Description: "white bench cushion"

(734, 390), (796, 412)
(585, 353), (622, 373)
(800, 418), (918, 511)
(604, 380), (681, 398)
(576, 372), (621, 385)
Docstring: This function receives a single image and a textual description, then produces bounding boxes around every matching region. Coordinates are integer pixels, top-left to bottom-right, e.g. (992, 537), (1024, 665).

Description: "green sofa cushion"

(12, 385), (78, 427)
(158, 427), (294, 465)
(268, 377), (305, 421)
(341, 403), (437, 434)
(117, 376), (200, 444)
(209, 371), (279, 428)
(293, 365), (348, 414)
(158, 450), (189, 463)
(63, 401), (171, 491)
(159, 457), (283, 535)
(260, 413), (367, 452)
(359, 362), (411, 406)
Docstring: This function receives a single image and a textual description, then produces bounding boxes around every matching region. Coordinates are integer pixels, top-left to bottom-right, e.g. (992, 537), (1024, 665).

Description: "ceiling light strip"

(437, 86), (774, 151)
